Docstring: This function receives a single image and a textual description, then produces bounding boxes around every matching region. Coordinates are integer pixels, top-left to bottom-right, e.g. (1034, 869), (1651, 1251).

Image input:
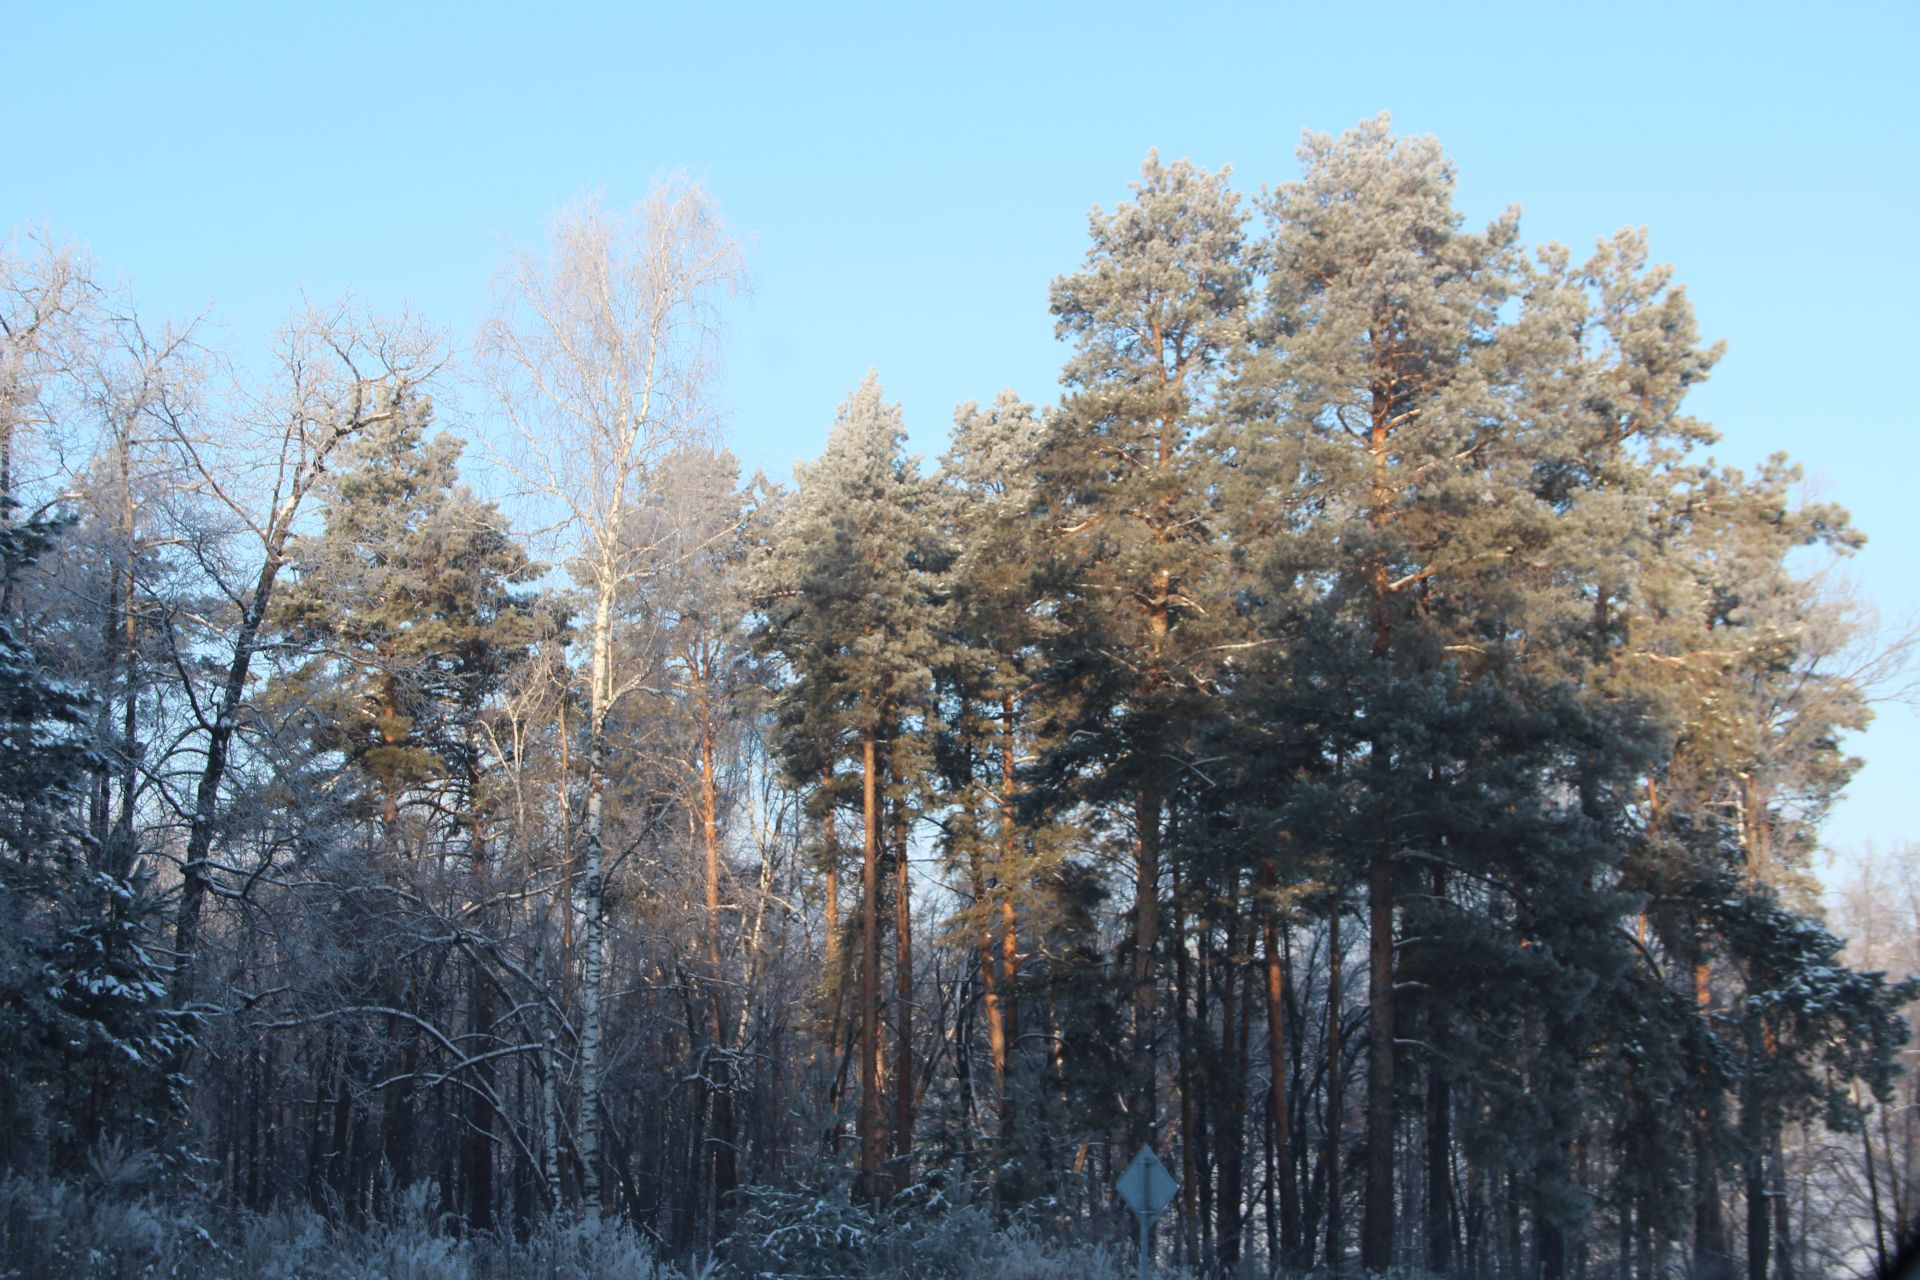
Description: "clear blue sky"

(9, 1), (1917, 866)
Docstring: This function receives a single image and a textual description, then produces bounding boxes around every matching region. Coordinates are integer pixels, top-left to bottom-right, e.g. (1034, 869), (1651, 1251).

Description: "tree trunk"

(996, 693), (1022, 1196)
(1769, 1131), (1794, 1280)
(700, 711), (738, 1215)
(892, 785), (914, 1191)
(1463, 1150), (1484, 1278)
(88, 549), (121, 851)
(536, 942), (563, 1212)
(702, 714), (723, 976)
(1863, 1100), (1889, 1276)
(170, 553), (280, 1019)
(1362, 841), (1395, 1274)
(964, 768), (1009, 1196)
(859, 729), (884, 1202)
(1172, 864), (1202, 1267)
(1217, 875), (1249, 1268)
(1133, 775), (1161, 1150)
(116, 507), (139, 846)
(1360, 371), (1399, 1278)
(1426, 867), (1455, 1276)
(1426, 1023), (1454, 1275)
(465, 969), (495, 1229)
(463, 734), (496, 1231)
(1694, 948), (1731, 1280)
(1540, 1189), (1567, 1280)
(1325, 909), (1345, 1274)
(574, 590), (613, 1210)
(1880, 1092), (1905, 1253)
(1742, 1018), (1770, 1280)
(1262, 860), (1302, 1267)
(824, 765), (839, 981)
(823, 757), (846, 1144)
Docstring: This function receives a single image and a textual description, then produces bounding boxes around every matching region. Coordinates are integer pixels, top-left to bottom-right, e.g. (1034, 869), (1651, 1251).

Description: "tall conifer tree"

(1040, 154), (1248, 1155)
(273, 395), (539, 1224)
(1248, 116), (1534, 1271)
(935, 390), (1051, 1198)
(759, 374), (938, 1200)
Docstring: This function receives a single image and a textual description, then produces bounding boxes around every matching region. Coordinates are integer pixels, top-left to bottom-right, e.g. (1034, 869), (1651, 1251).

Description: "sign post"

(1114, 1144), (1179, 1280)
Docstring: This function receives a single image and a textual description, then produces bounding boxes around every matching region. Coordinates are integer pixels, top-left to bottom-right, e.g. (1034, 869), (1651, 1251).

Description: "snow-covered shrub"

(485, 1209), (680, 1279)
(720, 1172), (1143, 1280)
(0, 1171), (212, 1279)
(0, 1169), (1156, 1280)
(229, 1204), (334, 1279)
(722, 1177), (880, 1278)
(887, 1216), (1138, 1280)
(229, 1199), (682, 1280)
(960, 1229), (1135, 1280)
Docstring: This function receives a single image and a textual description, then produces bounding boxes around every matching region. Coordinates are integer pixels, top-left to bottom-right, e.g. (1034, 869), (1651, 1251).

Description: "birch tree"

(479, 180), (742, 1210)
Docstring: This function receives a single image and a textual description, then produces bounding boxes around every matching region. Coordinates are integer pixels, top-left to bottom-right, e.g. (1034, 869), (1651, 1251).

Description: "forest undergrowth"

(0, 1167), (1147, 1280)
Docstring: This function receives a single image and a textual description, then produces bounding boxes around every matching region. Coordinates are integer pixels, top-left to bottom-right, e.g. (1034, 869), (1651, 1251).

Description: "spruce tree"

(0, 514), (183, 1174)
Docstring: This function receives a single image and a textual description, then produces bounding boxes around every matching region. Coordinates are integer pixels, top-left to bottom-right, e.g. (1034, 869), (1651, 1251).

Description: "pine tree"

(933, 389), (1054, 1202)
(1242, 115), (1541, 1271)
(1038, 152), (1249, 1165)
(272, 393), (540, 1225)
(1622, 455), (1882, 1279)
(758, 374), (939, 1201)
(276, 393), (540, 838)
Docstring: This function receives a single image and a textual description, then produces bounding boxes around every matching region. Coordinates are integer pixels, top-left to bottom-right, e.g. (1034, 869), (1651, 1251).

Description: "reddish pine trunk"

(859, 731), (884, 1202)
(1262, 860), (1303, 1263)
(700, 713), (737, 1211)
(998, 695), (1022, 1165)
(892, 789), (915, 1190)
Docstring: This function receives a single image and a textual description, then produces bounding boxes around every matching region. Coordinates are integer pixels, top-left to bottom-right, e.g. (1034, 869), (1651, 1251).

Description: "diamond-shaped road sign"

(1115, 1144), (1179, 1222)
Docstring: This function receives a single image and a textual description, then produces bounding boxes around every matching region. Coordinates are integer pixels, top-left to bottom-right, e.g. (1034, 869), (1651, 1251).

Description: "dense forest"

(1, 117), (1915, 1279)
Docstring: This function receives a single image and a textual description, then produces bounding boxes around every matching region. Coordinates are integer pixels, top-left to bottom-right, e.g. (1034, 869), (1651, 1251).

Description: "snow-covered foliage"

(721, 1175), (1139, 1280)
(0, 1174), (687, 1280)
(0, 1172), (1162, 1280)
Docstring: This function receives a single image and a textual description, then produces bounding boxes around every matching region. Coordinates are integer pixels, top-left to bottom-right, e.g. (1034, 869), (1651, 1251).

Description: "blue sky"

(9, 1), (1917, 864)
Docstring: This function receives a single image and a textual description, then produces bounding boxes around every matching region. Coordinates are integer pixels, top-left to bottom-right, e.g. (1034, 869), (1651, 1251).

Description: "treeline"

(0, 116), (1913, 1279)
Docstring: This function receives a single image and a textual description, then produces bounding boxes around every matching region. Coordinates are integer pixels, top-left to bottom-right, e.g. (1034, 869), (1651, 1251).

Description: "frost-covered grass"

(718, 1176), (1159, 1279)
(0, 1176), (682, 1280)
(0, 1173), (1165, 1280)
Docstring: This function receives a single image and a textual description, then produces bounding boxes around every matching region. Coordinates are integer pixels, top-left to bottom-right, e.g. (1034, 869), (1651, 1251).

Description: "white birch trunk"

(576, 587), (614, 1210)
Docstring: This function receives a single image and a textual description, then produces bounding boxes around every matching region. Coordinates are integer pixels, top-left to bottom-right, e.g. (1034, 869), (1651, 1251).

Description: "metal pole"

(1139, 1212), (1151, 1280)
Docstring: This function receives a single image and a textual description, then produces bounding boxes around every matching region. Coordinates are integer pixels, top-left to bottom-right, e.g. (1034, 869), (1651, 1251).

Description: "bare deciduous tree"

(156, 304), (441, 1022)
(479, 179), (743, 1209)
(0, 228), (97, 540)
